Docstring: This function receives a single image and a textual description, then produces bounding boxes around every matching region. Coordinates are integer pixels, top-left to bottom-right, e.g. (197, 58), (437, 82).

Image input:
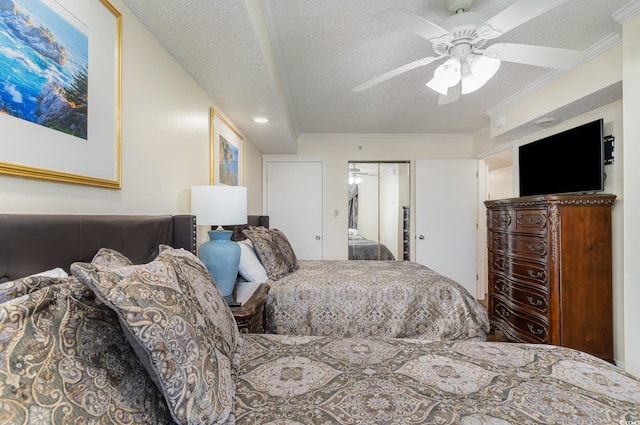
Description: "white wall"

(0, 0), (262, 217)
(623, 13), (640, 377)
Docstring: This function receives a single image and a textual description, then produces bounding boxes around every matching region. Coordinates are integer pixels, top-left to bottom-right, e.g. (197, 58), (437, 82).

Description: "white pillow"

(238, 239), (268, 283)
(31, 267), (69, 278)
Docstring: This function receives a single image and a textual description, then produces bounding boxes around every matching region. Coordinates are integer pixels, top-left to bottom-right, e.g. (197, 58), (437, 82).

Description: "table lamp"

(191, 185), (247, 299)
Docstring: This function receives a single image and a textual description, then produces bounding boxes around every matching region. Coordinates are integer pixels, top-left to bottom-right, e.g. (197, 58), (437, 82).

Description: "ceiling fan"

(353, 0), (586, 105)
(349, 164), (378, 184)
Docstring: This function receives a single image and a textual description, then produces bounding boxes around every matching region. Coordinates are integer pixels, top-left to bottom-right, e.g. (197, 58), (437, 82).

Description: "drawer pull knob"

(518, 215), (544, 225)
(527, 269), (543, 279)
(526, 243), (545, 253)
(494, 282), (508, 293)
(527, 296), (543, 306)
(527, 324), (543, 335)
(497, 307), (510, 318)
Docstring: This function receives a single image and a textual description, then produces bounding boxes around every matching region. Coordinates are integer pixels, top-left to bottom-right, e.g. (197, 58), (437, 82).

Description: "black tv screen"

(519, 118), (604, 197)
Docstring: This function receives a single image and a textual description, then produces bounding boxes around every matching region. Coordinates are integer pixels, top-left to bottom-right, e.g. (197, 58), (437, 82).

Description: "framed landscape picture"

(210, 107), (243, 186)
(0, 0), (122, 188)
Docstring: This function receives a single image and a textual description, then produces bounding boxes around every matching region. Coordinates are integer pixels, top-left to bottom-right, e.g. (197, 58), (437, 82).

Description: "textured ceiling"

(120, 0), (640, 153)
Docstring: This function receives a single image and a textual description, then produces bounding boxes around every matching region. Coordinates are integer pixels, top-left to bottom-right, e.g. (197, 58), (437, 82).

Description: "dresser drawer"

(491, 255), (548, 290)
(491, 274), (548, 315)
(490, 233), (548, 260)
(510, 234), (547, 260)
(510, 257), (548, 287)
(514, 208), (548, 234)
(488, 231), (508, 253)
(492, 297), (549, 344)
(488, 209), (512, 231)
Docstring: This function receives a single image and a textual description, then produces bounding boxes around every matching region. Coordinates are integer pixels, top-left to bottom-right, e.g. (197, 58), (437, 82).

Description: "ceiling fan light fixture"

(461, 54), (500, 94)
(426, 57), (461, 95)
(348, 174), (363, 185)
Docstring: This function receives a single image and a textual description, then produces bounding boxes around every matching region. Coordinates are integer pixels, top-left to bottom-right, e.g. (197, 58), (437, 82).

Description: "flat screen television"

(518, 118), (604, 197)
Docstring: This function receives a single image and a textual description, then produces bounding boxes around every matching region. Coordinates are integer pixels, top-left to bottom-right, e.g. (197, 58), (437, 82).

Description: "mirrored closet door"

(348, 161), (410, 261)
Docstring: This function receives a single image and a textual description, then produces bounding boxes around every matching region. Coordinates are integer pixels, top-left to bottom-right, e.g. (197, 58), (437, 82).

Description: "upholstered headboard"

(0, 214), (196, 281)
(225, 215), (269, 241)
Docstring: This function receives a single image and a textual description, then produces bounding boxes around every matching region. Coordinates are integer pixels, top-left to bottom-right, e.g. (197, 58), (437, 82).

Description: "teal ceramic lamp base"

(198, 230), (239, 297)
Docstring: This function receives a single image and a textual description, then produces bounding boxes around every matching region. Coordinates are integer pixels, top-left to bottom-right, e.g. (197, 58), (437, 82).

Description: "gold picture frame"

(0, 0), (122, 189)
(210, 107), (243, 185)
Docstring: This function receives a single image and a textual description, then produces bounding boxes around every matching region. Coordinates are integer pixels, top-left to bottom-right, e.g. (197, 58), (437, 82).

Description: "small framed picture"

(210, 107), (243, 185)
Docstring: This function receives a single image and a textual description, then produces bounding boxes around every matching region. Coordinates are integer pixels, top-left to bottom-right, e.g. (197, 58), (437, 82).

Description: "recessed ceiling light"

(252, 116), (269, 124)
(534, 116), (560, 127)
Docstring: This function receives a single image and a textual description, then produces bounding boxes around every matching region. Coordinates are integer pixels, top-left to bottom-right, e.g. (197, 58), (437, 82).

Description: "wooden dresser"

(484, 194), (616, 362)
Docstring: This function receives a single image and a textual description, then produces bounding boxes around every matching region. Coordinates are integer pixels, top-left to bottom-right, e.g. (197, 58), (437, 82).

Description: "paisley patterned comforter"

(266, 260), (490, 341)
(232, 335), (640, 424)
(348, 235), (396, 260)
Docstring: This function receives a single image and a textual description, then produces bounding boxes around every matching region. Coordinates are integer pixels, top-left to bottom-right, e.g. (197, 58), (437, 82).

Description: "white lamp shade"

(191, 185), (247, 226)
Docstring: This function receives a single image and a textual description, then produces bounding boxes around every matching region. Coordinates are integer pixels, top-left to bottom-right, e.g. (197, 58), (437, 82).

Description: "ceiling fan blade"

(485, 43), (585, 70)
(476, 0), (570, 40)
(374, 7), (450, 41)
(438, 83), (461, 105)
(352, 56), (441, 92)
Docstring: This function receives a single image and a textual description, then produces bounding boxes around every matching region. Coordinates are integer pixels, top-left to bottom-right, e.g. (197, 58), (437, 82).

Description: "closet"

(347, 162), (410, 261)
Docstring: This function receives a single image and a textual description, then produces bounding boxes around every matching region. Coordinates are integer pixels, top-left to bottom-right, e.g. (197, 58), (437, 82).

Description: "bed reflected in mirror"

(348, 161), (410, 261)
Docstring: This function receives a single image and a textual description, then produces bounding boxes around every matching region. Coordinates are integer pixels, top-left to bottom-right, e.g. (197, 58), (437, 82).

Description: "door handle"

(315, 236), (321, 241)
(418, 235), (424, 240)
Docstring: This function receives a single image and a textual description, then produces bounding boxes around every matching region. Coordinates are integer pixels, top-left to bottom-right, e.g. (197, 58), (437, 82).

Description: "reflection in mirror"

(348, 162), (410, 261)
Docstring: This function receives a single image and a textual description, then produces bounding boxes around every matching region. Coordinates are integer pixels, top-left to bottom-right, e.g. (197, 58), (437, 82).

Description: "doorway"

(347, 161), (410, 261)
(264, 159), (324, 260)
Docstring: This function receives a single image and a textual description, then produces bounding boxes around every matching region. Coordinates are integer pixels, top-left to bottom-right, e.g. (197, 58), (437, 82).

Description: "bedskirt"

(231, 334), (640, 424)
(265, 260), (490, 341)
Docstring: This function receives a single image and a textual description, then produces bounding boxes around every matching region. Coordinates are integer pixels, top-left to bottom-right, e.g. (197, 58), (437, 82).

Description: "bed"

(348, 229), (396, 260)
(238, 223), (489, 341)
(2, 214), (639, 425)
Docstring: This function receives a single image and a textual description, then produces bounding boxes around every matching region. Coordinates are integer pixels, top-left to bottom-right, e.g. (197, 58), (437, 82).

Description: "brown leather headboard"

(0, 214), (196, 281)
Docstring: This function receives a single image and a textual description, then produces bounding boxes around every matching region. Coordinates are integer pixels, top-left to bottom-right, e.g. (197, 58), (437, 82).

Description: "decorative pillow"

(71, 247), (239, 425)
(0, 278), (172, 424)
(238, 239), (268, 283)
(242, 227), (299, 280)
(90, 247), (134, 270)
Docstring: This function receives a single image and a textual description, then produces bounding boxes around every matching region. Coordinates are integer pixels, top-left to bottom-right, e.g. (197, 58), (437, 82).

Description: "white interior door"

(415, 159), (478, 297)
(264, 160), (324, 260)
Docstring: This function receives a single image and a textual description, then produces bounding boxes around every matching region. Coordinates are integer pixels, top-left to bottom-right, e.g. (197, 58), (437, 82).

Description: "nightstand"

(229, 283), (270, 333)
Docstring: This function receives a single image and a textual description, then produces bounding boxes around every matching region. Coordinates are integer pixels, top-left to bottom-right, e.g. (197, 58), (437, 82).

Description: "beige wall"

(487, 166), (513, 200)
(0, 0), (263, 217)
(489, 45), (622, 139)
(623, 13), (640, 377)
